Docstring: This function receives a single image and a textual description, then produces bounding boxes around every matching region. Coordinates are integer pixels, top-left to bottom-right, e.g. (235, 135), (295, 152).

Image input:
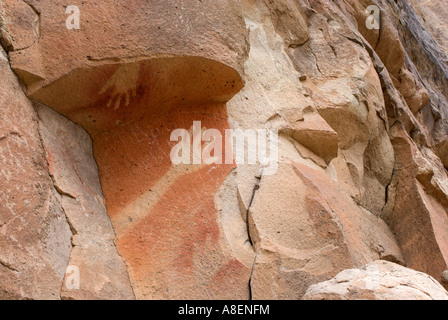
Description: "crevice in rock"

(80, 130), (136, 300)
(245, 170), (263, 248)
(0, 259), (19, 273)
(310, 50), (323, 75)
(69, 126), (137, 299)
(52, 185), (76, 200)
(60, 201), (78, 239)
(107, 211), (137, 300)
(397, 283), (434, 300)
(34, 108), (76, 204)
(382, 166), (396, 213)
(382, 181), (392, 213)
(0, 36), (9, 53)
(245, 169), (264, 300)
(248, 254), (258, 301)
(33, 105), (74, 301)
(22, 0), (41, 40)
(341, 34), (366, 49)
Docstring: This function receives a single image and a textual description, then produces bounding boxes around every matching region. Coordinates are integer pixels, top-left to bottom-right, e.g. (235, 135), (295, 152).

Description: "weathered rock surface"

(36, 104), (134, 300)
(1, 0), (448, 300)
(4, 0), (248, 94)
(247, 162), (403, 299)
(303, 260), (448, 300)
(0, 46), (72, 300)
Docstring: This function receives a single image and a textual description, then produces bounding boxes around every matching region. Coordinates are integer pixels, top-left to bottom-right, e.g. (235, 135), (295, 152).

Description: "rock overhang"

(27, 56), (245, 134)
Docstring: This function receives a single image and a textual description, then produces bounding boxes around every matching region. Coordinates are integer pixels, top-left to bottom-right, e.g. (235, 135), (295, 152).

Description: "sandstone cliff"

(1, 0), (448, 300)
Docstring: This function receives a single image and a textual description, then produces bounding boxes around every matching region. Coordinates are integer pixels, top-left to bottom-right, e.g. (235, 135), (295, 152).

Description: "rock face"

(0, 45), (71, 300)
(1, 0), (448, 300)
(36, 104), (134, 300)
(303, 261), (448, 300)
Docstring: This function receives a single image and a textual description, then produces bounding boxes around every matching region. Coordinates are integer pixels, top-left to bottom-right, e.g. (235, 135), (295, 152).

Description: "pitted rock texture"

(1, 0), (448, 300)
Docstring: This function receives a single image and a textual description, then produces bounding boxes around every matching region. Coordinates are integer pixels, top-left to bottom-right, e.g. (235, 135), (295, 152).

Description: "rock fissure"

(246, 169), (264, 249)
(0, 259), (19, 273)
(34, 108), (75, 301)
(248, 254), (258, 301)
(245, 169), (265, 300)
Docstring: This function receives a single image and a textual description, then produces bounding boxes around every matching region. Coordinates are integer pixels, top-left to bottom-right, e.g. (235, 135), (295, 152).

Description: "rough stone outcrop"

(247, 162), (402, 299)
(0, 46), (71, 300)
(36, 104), (134, 300)
(1, 0), (448, 300)
(303, 260), (448, 300)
